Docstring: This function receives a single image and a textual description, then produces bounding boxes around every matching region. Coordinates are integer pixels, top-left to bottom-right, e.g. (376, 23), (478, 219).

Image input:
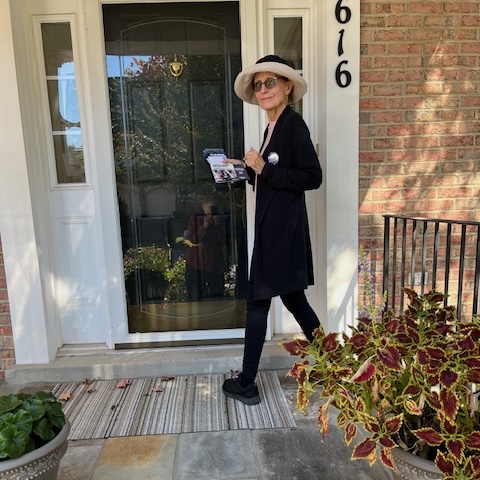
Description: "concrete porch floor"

(1, 338), (393, 480)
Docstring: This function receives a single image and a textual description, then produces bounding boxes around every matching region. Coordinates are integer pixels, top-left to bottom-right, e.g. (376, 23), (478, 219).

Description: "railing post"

(383, 216), (390, 306)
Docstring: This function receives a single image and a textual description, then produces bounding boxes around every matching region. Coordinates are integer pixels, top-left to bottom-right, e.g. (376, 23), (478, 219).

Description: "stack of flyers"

(203, 148), (249, 184)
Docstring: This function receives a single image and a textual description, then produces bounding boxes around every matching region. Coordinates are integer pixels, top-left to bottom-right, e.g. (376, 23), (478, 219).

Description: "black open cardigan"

(246, 106), (323, 300)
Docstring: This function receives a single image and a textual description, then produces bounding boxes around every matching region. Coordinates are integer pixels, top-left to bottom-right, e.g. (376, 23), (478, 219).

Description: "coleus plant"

(283, 288), (480, 480)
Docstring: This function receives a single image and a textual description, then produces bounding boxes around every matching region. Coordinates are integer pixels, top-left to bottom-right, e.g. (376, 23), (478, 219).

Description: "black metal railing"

(383, 215), (480, 321)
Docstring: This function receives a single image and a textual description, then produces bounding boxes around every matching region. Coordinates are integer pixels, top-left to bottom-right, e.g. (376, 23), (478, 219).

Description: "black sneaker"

(222, 376), (261, 405)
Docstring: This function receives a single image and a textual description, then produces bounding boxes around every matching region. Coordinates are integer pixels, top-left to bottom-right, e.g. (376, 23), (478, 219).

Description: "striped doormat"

(52, 371), (296, 440)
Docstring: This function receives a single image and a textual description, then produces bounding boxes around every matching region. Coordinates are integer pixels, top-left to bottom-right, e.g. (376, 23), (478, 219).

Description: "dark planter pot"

(391, 447), (442, 480)
(125, 270), (167, 305)
(0, 420), (70, 480)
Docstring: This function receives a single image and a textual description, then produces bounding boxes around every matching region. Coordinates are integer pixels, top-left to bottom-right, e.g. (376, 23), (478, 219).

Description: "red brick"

(404, 136), (440, 149)
(372, 111), (404, 123)
(387, 16), (422, 27)
(456, 30), (478, 41)
(446, 3), (480, 14)
(424, 42), (460, 55)
(373, 85), (403, 96)
(462, 96), (480, 107)
(387, 125), (422, 136)
(441, 161), (477, 173)
(360, 71), (387, 83)
(423, 123), (459, 134)
(405, 110), (442, 122)
(387, 70), (423, 82)
(359, 152), (386, 163)
(372, 164), (406, 176)
(0, 326), (12, 336)
(408, 2), (443, 14)
(459, 123), (480, 134)
(360, 98), (388, 110)
(462, 43), (480, 54)
(406, 82), (443, 95)
(359, 202), (386, 214)
(374, 30), (406, 42)
(373, 57), (406, 69)
(386, 150), (421, 162)
(374, 3), (407, 14)
(441, 136), (475, 147)
(406, 29), (443, 41)
(361, 16), (386, 28)
(388, 97), (425, 109)
(375, 137), (405, 150)
(438, 187), (473, 198)
(443, 109), (475, 121)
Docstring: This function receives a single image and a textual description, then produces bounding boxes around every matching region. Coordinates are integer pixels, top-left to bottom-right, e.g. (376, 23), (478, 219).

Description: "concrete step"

(5, 336), (296, 385)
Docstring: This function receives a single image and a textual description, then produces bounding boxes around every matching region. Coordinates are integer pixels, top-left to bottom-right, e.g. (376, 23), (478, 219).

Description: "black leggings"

(242, 288), (320, 379)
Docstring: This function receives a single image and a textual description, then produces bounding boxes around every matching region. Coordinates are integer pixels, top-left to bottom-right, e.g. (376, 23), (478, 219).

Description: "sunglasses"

(251, 76), (287, 92)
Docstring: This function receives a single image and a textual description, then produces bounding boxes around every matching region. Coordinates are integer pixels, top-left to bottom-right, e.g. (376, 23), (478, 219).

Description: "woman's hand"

(225, 148), (265, 175)
(243, 147), (265, 175)
(224, 158), (245, 166)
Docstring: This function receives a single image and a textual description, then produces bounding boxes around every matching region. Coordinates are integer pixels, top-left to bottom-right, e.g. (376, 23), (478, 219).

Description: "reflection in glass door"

(103, 3), (246, 336)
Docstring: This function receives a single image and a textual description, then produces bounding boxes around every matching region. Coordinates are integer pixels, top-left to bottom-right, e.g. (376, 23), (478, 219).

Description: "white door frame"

(1, 0), (358, 365)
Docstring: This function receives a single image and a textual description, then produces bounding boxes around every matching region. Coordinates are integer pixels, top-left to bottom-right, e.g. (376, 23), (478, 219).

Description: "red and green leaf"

(465, 357), (480, 369)
(435, 451), (455, 476)
(440, 370), (459, 388)
(384, 414), (403, 434)
(282, 340), (309, 357)
(378, 346), (402, 370)
(379, 435), (396, 448)
(467, 369), (480, 383)
(379, 447), (395, 470)
(323, 332), (339, 352)
(350, 359), (376, 383)
(446, 439), (464, 461)
(465, 431), (480, 451)
(425, 346), (447, 361)
(348, 333), (369, 349)
(345, 422), (357, 446)
(402, 385), (421, 396)
(405, 399), (422, 416)
(351, 438), (377, 460)
(413, 427), (443, 446)
(440, 389), (459, 424)
(362, 414), (381, 434)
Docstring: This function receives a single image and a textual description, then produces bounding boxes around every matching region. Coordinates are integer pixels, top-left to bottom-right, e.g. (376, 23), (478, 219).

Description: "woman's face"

(252, 71), (292, 115)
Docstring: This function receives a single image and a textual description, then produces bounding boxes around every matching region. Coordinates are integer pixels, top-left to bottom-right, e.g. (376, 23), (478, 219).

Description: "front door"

(103, 3), (247, 344)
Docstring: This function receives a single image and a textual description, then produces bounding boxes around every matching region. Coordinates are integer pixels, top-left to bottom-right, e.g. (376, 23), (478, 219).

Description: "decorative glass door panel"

(103, 3), (246, 335)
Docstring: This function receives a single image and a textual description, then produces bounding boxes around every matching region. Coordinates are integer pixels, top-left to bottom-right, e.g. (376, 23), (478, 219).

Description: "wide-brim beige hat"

(233, 55), (307, 105)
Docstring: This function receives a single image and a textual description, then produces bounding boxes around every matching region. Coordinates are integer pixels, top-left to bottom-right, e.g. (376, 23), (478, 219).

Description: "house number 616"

(335, 0), (352, 88)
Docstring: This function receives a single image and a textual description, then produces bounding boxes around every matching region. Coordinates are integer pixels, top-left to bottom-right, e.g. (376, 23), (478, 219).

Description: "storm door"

(103, 3), (247, 340)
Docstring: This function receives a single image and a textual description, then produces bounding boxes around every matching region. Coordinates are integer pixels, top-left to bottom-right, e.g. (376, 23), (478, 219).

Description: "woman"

(184, 198), (226, 301)
(222, 55), (323, 405)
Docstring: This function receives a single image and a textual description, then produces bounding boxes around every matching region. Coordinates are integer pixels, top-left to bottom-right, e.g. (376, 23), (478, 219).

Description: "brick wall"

(0, 235), (15, 382)
(358, 0), (480, 306)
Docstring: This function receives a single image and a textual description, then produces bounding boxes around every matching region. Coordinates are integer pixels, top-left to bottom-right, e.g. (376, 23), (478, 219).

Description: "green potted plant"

(0, 391), (69, 479)
(283, 267), (480, 479)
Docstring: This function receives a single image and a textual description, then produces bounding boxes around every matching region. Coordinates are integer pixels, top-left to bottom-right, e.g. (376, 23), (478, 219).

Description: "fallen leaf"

(161, 376), (175, 382)
(83, 378), (93, 385)
(115, 379), (131, 388)
(85, 386), (95, 393)
(152, 387), (164, 393)
(58, 392), (72, 401)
